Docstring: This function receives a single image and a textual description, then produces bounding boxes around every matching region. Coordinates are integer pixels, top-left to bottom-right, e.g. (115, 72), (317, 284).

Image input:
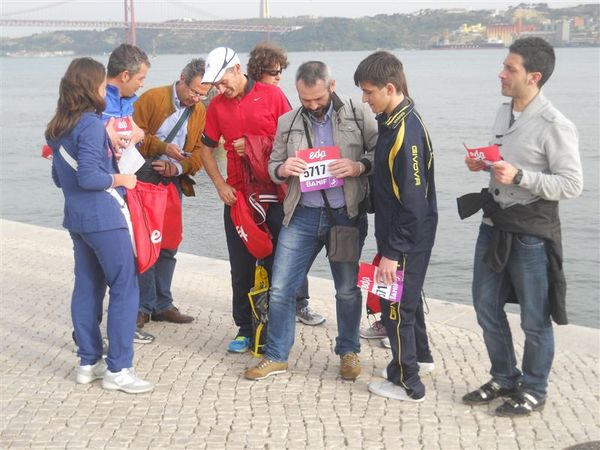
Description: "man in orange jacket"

(133, 58), (209, 333)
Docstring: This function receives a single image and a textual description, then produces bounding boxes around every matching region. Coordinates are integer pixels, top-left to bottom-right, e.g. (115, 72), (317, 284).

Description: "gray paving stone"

(1, 220), (599, 449)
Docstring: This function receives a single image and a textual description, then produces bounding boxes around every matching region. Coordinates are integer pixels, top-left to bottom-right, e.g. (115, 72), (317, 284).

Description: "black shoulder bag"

(136, 106), (192, 185)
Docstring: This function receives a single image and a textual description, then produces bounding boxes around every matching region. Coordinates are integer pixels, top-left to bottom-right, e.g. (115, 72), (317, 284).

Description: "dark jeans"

(138, 248), (178, 314)
(473, 223), (553, 399)
(380, 250), (433, 398)
(138, 178), (182, 315)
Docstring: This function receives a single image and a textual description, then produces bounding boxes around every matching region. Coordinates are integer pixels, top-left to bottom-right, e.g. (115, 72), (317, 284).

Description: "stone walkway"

(1, 220), (599, 449)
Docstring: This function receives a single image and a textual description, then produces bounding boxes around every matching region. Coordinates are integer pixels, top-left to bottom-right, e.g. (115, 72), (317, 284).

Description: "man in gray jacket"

(244, 61), (377, 381)
(462, 37), (583, 417)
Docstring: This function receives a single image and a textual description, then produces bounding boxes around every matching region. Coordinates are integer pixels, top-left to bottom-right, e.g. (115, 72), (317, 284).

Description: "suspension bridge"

(0, 0), (299, 45)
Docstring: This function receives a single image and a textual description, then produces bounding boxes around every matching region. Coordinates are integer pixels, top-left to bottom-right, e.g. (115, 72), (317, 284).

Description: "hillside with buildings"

(1, 3), (598, 56)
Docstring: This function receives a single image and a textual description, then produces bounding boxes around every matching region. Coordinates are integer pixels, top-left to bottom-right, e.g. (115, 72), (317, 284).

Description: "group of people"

(47, 37), (582, 418)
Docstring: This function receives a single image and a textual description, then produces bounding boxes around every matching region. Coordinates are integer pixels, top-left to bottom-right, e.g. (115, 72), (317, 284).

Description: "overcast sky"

(1, 0), (586, 37)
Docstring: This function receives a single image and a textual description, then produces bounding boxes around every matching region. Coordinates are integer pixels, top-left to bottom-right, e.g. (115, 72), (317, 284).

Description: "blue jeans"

(265, 205), (368, 362)
(473, 223), (554, 399)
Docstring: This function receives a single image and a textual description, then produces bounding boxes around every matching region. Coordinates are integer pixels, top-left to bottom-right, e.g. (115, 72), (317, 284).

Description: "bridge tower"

(123, 0), (136, 45)
(260, 0), (270, 19)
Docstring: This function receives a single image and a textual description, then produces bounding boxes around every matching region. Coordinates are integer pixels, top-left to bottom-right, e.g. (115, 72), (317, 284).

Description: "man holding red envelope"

(461, 38), (583, 417)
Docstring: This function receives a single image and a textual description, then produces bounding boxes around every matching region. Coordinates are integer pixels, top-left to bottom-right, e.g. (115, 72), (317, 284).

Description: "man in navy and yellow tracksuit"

(355, 51), (437, 402)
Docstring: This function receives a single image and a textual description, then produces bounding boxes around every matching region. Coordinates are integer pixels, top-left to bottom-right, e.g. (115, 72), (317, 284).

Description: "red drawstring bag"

(126, 181), (168, 274)
(160, 182), (183, 250)
(366, 254), (382, 315)
(230, 191), (273, 260)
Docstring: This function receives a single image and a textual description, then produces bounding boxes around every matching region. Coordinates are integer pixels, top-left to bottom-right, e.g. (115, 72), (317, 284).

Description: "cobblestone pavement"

(1, 220), (599, 449)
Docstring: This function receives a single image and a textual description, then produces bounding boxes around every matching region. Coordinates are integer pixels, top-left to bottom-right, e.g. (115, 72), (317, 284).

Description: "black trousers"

(224, 203), (309, 339)
(380, 250), (433, 398)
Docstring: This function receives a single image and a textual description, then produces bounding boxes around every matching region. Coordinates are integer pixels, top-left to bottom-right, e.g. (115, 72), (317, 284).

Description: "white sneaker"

(76, 359), (107, 384)
(368, 380), (425, 402)
(418, 362), (435, 374)
(102, 368), (154, 394)
(380, 361), (435, 380)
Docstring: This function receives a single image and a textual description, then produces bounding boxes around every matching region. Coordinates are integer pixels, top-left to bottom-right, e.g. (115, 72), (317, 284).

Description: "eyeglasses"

(186, 83), (207, 100)
(263, 68), (283, 76)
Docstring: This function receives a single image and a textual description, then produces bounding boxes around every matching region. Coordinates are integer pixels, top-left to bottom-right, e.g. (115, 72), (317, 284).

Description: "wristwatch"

(513, 169), (523, 185)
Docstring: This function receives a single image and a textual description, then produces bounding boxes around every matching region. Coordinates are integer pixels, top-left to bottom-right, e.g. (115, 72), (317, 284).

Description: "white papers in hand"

(118, 145), (146, 174)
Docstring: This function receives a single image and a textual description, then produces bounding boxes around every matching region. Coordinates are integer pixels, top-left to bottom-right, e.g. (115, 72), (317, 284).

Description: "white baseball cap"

(201, 47), (240, 84)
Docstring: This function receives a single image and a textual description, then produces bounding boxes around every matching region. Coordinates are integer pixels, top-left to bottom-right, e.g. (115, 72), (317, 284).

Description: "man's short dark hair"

(353, 51), (409, 97)
(295, 61), (331, 87)
(107, 44), (150, 78)
(181, 58), (205, 85)
(509, 37), (555, 88)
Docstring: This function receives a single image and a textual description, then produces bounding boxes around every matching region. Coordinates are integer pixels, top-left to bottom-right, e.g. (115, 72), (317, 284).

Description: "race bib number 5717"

(297, 146), (344, 192)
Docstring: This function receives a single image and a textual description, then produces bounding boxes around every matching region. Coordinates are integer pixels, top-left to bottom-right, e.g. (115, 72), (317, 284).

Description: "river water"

(1, 49), (598, 328)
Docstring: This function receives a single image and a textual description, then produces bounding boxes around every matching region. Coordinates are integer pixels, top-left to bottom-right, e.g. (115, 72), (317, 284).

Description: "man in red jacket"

(199, 47), (292, 354)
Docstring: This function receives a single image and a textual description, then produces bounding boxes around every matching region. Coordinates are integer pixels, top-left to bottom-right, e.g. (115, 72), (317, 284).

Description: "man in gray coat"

(462, 37), (583, 417)
(244, 61), (377, 381)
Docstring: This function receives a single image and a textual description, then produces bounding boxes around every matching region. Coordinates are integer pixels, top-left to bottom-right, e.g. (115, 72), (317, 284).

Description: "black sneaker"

(462, 380), (518, 405)
(495, 391), (545, 417)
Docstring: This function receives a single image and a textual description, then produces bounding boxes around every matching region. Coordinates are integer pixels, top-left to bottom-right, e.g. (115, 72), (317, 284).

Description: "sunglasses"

(263, 68), (283, 76)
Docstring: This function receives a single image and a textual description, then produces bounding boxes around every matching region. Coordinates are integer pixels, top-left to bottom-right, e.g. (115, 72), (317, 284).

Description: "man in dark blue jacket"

(354, 51), (437, 402)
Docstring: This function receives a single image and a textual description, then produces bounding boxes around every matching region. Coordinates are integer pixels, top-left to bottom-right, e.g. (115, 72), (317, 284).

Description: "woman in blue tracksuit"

(46, 57), (152, 394)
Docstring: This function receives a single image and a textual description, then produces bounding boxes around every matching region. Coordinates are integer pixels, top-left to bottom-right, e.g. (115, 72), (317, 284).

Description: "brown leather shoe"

(137, 311), (150, 329)
(151, 307), (194, 324)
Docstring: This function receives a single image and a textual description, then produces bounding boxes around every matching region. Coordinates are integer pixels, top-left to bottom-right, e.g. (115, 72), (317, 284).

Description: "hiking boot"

(462, 380), (518, 405)
(360, 320), (387, 339)
(495, 391), (545, 417)
(368, 380), (425, 402)
(134, 328), (155, 344)
(244, 358), (288, 380)
(340, 352), (361, 380)
(76, 359), (107, 384)
(227, 336), (250, 353)
(296, 306), (326, 326)
(102, 368), (154, 394)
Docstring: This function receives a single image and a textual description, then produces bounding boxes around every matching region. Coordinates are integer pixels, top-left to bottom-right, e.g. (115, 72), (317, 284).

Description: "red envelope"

(464, 143), (502, 164)
(41, 145), (53, 159)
